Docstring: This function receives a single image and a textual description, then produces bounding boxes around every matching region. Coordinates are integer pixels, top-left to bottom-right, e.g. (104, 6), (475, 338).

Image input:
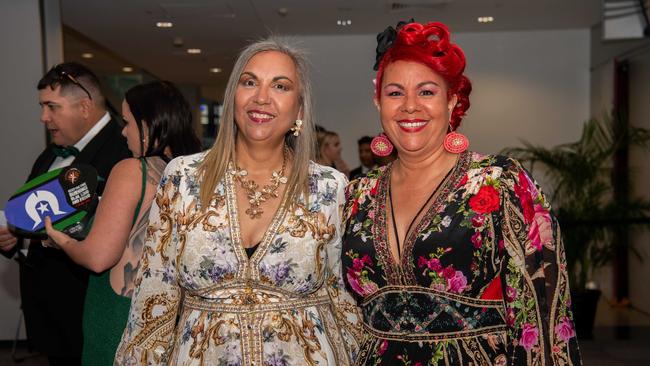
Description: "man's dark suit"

(349, 166), (364, 180)
(4, 117), (130, 360)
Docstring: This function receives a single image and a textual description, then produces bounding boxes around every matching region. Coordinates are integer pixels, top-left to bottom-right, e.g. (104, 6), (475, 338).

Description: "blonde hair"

(198, 37), (316, 209)
(316, 130), (337, 164)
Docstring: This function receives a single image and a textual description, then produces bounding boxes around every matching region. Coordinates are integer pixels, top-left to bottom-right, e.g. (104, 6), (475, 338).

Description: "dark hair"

(357, 136), (373, 146)
(375, 22), (472, 130)
(124, 80), (201, 160)
(38, 62), (103, 99)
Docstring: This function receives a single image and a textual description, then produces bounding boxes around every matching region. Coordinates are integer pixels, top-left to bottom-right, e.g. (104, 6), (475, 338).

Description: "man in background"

(349, 136), (376, 180)
(0, 62), (130, 365)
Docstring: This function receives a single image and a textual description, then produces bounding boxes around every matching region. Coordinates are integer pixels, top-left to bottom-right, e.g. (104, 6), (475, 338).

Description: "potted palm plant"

(503, 113), (650, 338)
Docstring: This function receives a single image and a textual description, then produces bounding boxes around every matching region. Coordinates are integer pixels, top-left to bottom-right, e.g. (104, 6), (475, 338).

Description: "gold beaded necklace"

(230, 146), (289, 219)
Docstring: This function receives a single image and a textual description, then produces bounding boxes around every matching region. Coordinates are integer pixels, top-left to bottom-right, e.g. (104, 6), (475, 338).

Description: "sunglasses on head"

(53, 65), (93, 100)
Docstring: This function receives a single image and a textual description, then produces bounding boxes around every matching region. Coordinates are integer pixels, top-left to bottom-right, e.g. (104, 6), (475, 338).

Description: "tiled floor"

(2, 329), (650, 365)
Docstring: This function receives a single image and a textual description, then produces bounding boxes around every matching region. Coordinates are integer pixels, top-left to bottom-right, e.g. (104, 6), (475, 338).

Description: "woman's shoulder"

(163, 150), (208, 175)
(466, 151), (527, 179)
(109, 158), (143, 180)
(463, 151), (539, 197)
(309, 161), (348, 186)
(345, 164), (388, 197)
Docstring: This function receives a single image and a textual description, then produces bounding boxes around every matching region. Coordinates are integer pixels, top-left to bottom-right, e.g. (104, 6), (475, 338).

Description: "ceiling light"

(477, 16), (494, 23)
(156, 21), (173, 28)
(336, 19), (352, 26)
(122, 66), (133, 72)
(81, 53), (94, 59)
(187, 48), (202, 54)
(209, 67), (222, 73)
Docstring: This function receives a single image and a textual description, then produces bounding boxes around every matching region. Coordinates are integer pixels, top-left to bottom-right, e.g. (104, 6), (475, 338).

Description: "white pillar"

(0, 0), (62, 341)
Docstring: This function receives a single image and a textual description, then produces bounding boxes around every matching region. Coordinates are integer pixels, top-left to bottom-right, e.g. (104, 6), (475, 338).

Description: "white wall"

(0, 1), (49, 340)
(295, 29), (590, 169)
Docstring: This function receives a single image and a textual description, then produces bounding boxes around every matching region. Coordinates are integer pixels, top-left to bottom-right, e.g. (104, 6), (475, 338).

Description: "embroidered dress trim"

(183, 293), (330, 314)
(372, 151), (471, 285)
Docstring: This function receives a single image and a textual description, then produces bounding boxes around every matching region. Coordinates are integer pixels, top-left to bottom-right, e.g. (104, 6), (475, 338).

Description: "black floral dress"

(342, 151), (581, 365)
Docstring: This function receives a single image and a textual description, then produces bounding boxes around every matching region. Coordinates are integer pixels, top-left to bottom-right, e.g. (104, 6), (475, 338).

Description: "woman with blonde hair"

(317, 129), (351, 177)
(116, 38), (360, 365)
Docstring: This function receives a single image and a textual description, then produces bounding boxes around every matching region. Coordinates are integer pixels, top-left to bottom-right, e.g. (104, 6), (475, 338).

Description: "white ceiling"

(60, 0), (602, 87)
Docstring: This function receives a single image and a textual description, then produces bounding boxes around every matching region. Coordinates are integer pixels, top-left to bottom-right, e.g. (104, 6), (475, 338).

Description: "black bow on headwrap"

(373, 18), (414, 71)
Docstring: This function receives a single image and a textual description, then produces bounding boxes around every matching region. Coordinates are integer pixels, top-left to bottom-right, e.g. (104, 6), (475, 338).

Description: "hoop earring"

(370, 133), (394, 157)
(443, 124), (469, 154)
(290, 119), (303, 136)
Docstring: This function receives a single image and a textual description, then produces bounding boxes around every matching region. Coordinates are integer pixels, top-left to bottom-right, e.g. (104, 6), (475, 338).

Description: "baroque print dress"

(342, 152), (581, 366)
(115, 153), (361, 365)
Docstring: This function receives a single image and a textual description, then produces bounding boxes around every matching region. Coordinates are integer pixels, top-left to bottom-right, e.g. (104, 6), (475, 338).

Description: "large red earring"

(443, 131), (469, 154)
(370, 133), (394, 157)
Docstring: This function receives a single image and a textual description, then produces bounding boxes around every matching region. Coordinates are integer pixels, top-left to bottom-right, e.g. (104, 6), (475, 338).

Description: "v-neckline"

(372, 151), (471, 285)
(225, 167), (290, 281)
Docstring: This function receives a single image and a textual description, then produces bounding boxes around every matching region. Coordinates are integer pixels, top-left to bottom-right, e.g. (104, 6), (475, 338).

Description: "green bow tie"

(52, 145), (80, 158)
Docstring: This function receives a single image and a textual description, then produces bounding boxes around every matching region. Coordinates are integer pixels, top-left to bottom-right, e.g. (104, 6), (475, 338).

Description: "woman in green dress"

(44, 80), (201, 365)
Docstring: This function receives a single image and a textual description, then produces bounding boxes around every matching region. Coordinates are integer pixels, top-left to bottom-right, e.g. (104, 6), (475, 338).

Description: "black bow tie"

(52, 145), (80, 158)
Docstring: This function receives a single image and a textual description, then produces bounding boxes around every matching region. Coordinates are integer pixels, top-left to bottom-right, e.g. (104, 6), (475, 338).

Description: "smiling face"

(375, 60), (457, 158)
(234, 51), (302, 146)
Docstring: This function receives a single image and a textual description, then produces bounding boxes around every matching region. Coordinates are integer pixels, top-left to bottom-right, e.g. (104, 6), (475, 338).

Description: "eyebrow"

(240, 71), (295, 84)
(383, 81), (441, 89)
(39, 101), (59, 106)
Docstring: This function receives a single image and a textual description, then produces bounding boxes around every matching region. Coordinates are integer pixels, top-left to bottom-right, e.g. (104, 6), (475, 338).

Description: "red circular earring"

(370, 133), (394, 157)
(443, 130), (469, 154)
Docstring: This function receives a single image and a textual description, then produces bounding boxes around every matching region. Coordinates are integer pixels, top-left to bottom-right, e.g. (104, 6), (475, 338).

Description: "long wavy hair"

(198, 38), (316, 209)
(375, 22), (472, 130)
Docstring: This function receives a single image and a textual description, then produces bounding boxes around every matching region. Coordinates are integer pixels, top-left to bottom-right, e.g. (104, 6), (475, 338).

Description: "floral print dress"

(115, 152), (361, 365)
(342, 151), (581, 366)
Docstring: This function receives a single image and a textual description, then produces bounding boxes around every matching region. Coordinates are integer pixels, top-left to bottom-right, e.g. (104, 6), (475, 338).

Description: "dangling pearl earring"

(370, 133), (394, 157)
(290, 119), (303, 136)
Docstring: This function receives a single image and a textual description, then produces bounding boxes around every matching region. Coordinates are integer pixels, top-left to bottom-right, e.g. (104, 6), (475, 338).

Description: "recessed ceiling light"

(81, 53), (94, 59)
(477, 16), (494, 23)
(156, 21), (173, 28)
(187, 48), (202, 54)
(209, 67), (222, 73)
(336, 19), (352, 26)
(122, 66), (133, 72)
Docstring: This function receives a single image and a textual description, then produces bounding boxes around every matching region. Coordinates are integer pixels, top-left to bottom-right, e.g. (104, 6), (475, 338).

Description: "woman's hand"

(44, 216), (77, 249)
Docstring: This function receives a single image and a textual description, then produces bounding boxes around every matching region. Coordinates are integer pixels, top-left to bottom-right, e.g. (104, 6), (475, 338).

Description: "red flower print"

(370, 179), (380, 196)
(514, 183), (535, 224)
(555, 316), (576, 342)
(361, 254), (374, 266)
(471, 214), (485, 228)
(471, 231), (482, 249)
(442, 266), (456, 279)
(351, 199), (359, 216)
(457, 173), (468, 188)
(520, 323), (539, 352)
(447, 270), (468, 294)
(506, 286), (517, 303)
(469, 185), (500, 214)
(378, 340), (388, 356)
(352, 258), (365, 271)
(417, 256), (442, 271)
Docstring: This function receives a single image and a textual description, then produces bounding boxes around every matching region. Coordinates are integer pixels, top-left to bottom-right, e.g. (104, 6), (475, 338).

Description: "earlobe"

(80, 99), (92, 118)
(448, 94), (459, 114)
(373, 97), (380, 111)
